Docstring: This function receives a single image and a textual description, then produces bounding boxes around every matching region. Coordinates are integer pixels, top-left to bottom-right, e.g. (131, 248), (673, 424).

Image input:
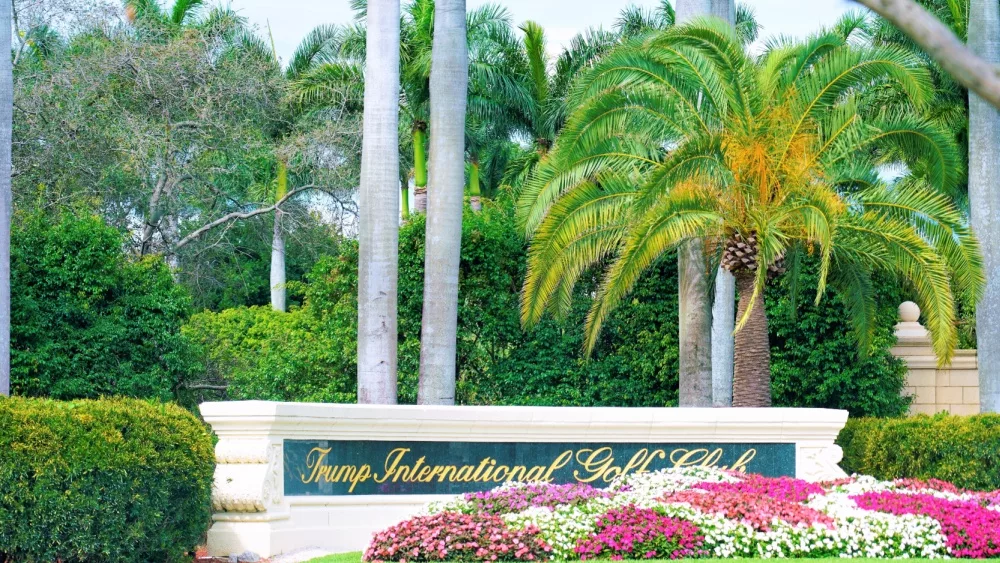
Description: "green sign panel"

(283, 440), (796, 496)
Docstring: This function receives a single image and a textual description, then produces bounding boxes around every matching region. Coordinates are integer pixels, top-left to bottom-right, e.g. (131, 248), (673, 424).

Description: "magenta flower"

(693, 474), (824, 502)
(852, 491), (1000, 558)
(464, 482), (611, 514)
(574, 505), (705, 561)
(364, 511), (551, 562)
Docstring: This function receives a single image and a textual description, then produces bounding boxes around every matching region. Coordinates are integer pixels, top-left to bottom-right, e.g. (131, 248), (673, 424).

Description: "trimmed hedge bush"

(837, 414), (1000, 491)
(0, 397), (215, 562)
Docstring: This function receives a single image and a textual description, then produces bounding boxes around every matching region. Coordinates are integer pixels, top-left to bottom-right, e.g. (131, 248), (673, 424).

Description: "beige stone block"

(950, 371), (979, 387)
(963, 387), (980, 405)
(913, 386), (935, 404)
(937, 387), (962, 404)
(936, 371), (951, 386)
(909, 404), (938, 416)
(948, 403), (979, 416)
(906, 370), (936, 387)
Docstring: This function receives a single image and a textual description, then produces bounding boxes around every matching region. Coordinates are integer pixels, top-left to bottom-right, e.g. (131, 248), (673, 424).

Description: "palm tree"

(357, 0), (402, 404)
(417, 0), (468, 405)
(0, 0), (12, 396)
(968, 0), (1000, 412)
(519, 20), (983, 407)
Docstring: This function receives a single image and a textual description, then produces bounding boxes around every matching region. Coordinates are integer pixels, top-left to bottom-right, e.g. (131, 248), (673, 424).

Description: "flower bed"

(364, 468), (1000, 561)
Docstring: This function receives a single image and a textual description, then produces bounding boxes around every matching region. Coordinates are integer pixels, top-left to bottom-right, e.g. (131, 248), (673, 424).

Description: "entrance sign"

(200, 401), (848, 558)
(284, 440), (796, 496)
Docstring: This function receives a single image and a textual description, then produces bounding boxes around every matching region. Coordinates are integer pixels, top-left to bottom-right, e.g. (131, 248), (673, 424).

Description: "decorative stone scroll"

(200, 401), (848, 558)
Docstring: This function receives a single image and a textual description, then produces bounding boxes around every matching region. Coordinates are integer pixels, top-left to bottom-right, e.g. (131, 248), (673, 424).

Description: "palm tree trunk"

(417, 0), (468, 405)
(710, 0), (735, 22)
(712, 270), (735, 406)
(675, 0), (713, 408)
(969, 0), (1000, 413)
(710, 0), (736, 408)
(469, 158), (481, 212)
(413, 123), (428, 213)
(270, 210), (286, 312)
(732, 273), (771, 407)
(271, 161), (288, 312)
(357, 0), (401, 405)
(0, 0), (12, 397)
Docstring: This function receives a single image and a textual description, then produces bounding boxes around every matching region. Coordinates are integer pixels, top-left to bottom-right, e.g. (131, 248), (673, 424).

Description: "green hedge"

(837, 414), (1000, 491)
(0, 397), (215, 562)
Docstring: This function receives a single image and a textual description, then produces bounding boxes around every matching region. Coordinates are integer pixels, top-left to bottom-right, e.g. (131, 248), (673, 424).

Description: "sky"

(229, 0), (861, 66)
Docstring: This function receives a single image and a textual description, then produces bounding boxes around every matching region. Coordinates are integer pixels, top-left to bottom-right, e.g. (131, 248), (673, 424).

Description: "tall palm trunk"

(417, 0), (468, 405)
(469, 157), (481, 212)
(413, 122), (428, 213)
(0, 0), (11, 397)
(969, 0), (1000, 413)
(710, 0), (736, 407)
(357, 0), (402, 405)
(271, 161), (288, 312)
(732, 273), (771, 407)
(675, 0), (713, 407)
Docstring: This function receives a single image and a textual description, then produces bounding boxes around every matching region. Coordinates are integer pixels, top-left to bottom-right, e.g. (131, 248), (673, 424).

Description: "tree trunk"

(675, 0), (712, 24)
(710, 0), (736, 408)
(710, 0), (736, 22)
(732, 273), (771, 407)
(271, 161), (288, 312)
(675, 0), (713, 408)
(418, 0), (468, 405)
(413, 124), (428, 214)
(678, 240), (713, 406)
(0, 0), (12, 397)
(712, 270), (735, 406)
(271, 209), (286, 312)
(357, 0), (401, 405)
(469, 158), (481, 212)
(969, 0), (1000, 413)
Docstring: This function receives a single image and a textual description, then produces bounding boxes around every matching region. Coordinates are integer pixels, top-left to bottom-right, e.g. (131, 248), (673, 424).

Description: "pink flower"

(574, 505), (704, 561)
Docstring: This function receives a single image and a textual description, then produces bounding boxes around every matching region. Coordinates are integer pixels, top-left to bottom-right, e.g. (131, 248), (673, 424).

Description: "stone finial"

(894, 301), (930, 346)
(899, 301), (920, 323)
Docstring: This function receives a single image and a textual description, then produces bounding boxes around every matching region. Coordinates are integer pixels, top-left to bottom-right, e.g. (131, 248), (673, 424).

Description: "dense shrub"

(837, 414), (1000, 491)
(767, 262), (910, 417)
(0, 397), (215, 562)
(11, 213), (197, 400)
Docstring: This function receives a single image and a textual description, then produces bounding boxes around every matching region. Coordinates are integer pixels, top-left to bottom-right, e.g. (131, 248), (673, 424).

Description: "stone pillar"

(891, 301), (980, 415)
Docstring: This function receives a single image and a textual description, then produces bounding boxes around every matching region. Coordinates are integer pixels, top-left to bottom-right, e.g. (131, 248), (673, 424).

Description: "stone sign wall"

(199, 402), (848, 558)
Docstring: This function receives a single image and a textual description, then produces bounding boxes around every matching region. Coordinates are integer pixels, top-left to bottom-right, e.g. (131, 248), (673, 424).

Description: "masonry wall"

(891, 302), (980, 416)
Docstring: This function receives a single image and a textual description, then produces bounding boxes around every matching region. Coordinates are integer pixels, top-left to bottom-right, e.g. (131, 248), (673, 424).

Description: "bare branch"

(855, 0), (1000, 110)
(173, 184), (319, 250)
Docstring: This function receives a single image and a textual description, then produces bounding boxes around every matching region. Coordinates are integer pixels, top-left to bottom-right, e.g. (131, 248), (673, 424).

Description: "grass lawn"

(304, 556), (944, 563)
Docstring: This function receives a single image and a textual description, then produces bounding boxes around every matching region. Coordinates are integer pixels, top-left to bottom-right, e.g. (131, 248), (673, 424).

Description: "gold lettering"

(523, 465), (546, 481)
(542, 451), (573, 482)
(492, 465), (510, 482)
(638, 449), (666, 473)
(472, 458), (493, 481)
(416, 465), (433, 482)
(436, 465), (457, 482)
(334, 465), (357, 483)
(349, 465), (371, 493)
(670, 448), (710, 469)
(375, 448), (410, 484)
(574, 447), (615, 483)
(507, 466), (527, 482)
(725, 449), (757, 473)
(301, 447), (332, 484)
(455, 465), (475, 482)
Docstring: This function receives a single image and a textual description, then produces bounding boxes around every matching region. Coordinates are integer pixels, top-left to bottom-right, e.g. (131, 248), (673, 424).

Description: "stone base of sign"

(200, 401), (848, 557)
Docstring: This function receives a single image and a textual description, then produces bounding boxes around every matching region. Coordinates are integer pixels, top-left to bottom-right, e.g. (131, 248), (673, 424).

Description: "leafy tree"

(519, 19), (982, 407)
(11, 214), (196, 400)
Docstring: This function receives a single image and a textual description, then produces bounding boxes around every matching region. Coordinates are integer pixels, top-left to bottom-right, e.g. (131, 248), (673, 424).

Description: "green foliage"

(838, 414), (1000, 491)
(768, 262), (911, 417)
(0, 397), (215, 562)
(11, 214), (196, 401)
(190, 197), (905, 412)
(182, 246), (357, 403)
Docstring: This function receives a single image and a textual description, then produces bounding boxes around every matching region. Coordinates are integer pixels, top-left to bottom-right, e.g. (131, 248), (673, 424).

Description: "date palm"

(519, 19), (983, 407)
